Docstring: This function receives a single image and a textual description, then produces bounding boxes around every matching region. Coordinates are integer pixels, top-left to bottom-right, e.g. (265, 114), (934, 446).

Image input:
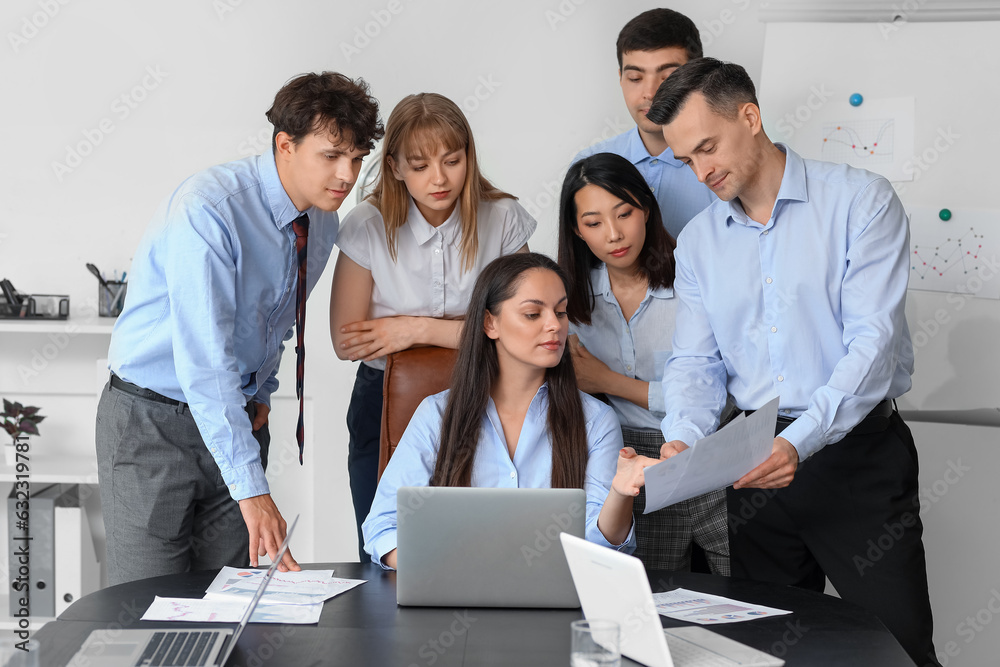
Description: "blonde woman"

(330, 93), (535, 558)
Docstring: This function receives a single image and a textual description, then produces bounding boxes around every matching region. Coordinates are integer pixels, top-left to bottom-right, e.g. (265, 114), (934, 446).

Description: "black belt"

(109, 374), (186, 407)
(746, 399), (895, 437)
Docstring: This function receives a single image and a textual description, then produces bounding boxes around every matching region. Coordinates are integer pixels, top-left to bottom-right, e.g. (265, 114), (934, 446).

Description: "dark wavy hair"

(647, 57), (759, 125)
(430, 253), (588, 490)
(616, 8), (703, 69)
(266, 71), (384, 152)
(557, 153), (676, 326)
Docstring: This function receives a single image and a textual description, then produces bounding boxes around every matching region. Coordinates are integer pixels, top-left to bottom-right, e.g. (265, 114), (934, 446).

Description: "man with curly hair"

(97, 72), (383, 584)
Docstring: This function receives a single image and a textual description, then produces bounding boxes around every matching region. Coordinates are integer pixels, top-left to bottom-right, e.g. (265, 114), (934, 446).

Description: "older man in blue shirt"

(97, 72), (383, 585)
(648, 58), (938, 666)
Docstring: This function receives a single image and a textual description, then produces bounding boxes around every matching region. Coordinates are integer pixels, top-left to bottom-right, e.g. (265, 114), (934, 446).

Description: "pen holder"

(99, 281), (127, 317)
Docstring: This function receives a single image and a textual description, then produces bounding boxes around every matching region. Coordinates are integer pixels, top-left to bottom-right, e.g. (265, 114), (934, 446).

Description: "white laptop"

(560, 533), (785, 667)
(69, 516), (299, 667)
(396, 487), (585, 608)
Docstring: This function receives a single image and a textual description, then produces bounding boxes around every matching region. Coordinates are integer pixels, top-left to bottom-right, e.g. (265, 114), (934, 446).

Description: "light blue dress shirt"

(573, 127), (717, 240)
(108, 151), (339, 500)
(363, 385), (636, 568)
(660, 145), (914, 461)
(570, 265), (677, 431)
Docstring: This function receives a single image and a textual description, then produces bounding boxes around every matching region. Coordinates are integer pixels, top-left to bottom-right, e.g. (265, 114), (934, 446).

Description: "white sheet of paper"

(652, 588), (791, 625)
(140, 596), (324, 624)
(205, 567), (365, 605)
(644, 397), (779, 513)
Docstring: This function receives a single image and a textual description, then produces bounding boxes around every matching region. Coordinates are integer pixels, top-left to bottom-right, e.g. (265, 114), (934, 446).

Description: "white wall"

(0, 0), (766, 561)
(4, 0), (994, 663)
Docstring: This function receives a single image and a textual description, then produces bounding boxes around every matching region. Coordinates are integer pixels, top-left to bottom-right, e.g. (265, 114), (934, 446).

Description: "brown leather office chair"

(378, 346), (458, 480)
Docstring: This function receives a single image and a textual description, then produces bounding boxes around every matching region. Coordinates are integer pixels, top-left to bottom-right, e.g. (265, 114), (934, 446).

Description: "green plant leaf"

(18, 421), (39, 436)
(2, 399), (13, 415)
(20, 406), (40, 417)
(13, 402), (23, 414)
(29, 415), (45, 424)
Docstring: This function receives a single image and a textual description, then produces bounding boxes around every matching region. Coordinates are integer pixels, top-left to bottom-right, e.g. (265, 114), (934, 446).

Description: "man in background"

(573, 8), (716, 239)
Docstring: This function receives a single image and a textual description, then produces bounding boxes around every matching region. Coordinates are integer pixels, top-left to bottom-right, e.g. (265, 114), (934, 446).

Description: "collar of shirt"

(406, 196), (461, 247)
(624, 126), (686, 169)
(484, 383), (549, 454)
(595, 263), (674, 308)
(725, 143), (809, 229)
(256, 150), (309, 230)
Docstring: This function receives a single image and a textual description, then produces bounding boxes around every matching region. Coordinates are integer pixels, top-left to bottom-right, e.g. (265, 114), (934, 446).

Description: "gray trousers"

(96, 380), (269, 585)
(624, 428), (730, 575)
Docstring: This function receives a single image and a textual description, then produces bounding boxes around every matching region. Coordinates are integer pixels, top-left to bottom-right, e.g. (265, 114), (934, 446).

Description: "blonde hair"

(367, 93), (514, 272)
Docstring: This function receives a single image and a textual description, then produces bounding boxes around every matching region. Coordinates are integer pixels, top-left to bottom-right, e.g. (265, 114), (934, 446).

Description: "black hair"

(266, 71), (384, 152)
(616, 8), (703, 69)
(557, 153), (676, 325)
(647, 57), (759, 126)
(431, 253), (588, 490)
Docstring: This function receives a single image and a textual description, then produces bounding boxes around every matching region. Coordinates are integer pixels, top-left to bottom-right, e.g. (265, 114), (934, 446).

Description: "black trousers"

(728, 412), (939, 667)
(346, 363), (385, 562)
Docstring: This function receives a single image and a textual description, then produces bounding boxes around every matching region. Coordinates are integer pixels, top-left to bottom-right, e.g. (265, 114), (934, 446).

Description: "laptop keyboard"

(665, 631), (740, 666)
(135, 631), (221, 666)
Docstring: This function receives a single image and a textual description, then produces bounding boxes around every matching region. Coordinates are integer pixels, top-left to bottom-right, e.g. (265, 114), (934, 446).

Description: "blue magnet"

(849, 93), (863, 107)
(939, 208), (952, 221)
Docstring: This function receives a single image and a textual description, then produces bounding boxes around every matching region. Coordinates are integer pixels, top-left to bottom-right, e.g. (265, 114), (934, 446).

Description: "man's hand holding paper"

(643, 397), (780, 514)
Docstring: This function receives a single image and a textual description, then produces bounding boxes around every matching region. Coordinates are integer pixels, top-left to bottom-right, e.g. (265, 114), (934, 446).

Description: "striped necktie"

(292, 213), (309, 463)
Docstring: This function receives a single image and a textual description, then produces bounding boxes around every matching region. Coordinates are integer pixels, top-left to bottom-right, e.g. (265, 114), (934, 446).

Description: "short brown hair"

(266, 71), (384, 152)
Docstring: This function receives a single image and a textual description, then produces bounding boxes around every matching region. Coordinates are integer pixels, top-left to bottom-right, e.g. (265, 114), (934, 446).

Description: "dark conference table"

(35, 562), (914, 666)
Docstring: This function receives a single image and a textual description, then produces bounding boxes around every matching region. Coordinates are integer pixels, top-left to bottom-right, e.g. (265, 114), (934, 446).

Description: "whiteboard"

(761, 21), (1000, 667)
(760, 21), (1000, 413)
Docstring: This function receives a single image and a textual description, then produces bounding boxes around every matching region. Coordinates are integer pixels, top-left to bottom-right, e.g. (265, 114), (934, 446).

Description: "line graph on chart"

(908, 209), (999, 299)
(822, 118), (894, 164)
(912, 228), (984, 280)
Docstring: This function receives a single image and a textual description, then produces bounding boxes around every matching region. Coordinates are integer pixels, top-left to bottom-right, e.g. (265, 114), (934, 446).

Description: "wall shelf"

(0, 455), (99, 485)
(0, 316), (115, 335)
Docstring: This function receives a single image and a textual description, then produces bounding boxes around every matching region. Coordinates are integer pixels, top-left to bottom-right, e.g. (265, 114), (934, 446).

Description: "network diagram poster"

(907, 208), (999, 300)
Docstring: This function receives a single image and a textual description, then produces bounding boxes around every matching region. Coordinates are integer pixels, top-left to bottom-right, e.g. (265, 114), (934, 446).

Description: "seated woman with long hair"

(363, 253), (659, 568)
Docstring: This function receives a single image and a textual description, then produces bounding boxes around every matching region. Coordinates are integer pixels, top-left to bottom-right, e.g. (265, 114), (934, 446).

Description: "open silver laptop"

(560, 533), (785, 667)
(69, 516), (299, 667)
(396, 487), (585, 607)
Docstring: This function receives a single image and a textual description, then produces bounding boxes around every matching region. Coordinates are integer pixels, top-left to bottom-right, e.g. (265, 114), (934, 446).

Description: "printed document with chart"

(643, 397), (779, 513)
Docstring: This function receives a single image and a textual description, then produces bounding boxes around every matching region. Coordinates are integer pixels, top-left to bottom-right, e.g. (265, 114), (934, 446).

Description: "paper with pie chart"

(652, 589), (791, 625)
